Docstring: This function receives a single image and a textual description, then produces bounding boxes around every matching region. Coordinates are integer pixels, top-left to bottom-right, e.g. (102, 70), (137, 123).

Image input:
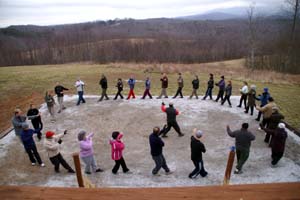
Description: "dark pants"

(245, 105), (254, 115)
(173, 87), (183, 98)
(221, 95), (231, 106)
(271, 150), (284, 165)
(236, 149), (250, 171)
(163, 121), (182, 136)
(262, 118), (271, 143)
(256, 104), (264, 121)
(32, 120), (43, 140)
(152, 154), (170, 175)
(189, 159), (207, 178)
(99, 88), (109, 101)
(49, 153), (74, 172)
(25, 145), (42, 164)
(114, 89), (124, 100)
(77, 91), (86, 105)
(238, 94), (247, 108)
(215, 90), (224, 102)
(203, 87), (213, 100)
(112, 157), (129, 174)
(142, 89), (152, 99)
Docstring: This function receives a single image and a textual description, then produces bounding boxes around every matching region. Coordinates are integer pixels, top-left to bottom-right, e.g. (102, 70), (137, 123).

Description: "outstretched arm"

(161, 104), (166, 112)
(226, 125), (235, 137)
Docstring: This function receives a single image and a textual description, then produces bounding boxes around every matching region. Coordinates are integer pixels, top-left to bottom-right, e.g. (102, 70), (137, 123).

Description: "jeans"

(173, 87), (183, 98)
(25, 145), (43, 164)
(152, 154), (170, 174)
(203, 87), (213, 100)
(81, 155), (97, 173)
(221, 95), (231, 106)
(215, 90), (224, 102)
(189, 159), (207, 178)
(114, 89), (124, 99)
(77, 91), (86, 105)
(49, 153), (74, 172)
(112, 157), (129, 174)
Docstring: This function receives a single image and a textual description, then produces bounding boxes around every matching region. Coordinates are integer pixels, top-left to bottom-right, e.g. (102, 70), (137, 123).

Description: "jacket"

(149, 133), (164, 156)
(12, 115), (26, 136)
(128, 78), (136, 89)
(100, 77), (108, 89)
(145, 79), (151, 89)
(79, 133), (94, 158)
(161, 77), (168, 88)
(45, 93), (55, 107)
(178, 77), (184, 88)
(44, 133), (64, 158)
(216, 79), (225, 91)
(225, 84), (232, 96)
(27, 108), (41, 125)
(266, 128), (287, 153)
(190, 136), (206, 161)
(256, 92), (270, 106)
(110, 133), (124, 160)
(257, 102), (277, 119)
(21, 129), (37, 149)
(247, 89), (256, 106)
(117, 81), (123, 91)
(227, 127), (255, 151)
(207, 78), (214, 88)
(268, 111), (284, 129)
(55, 85), (69, 97)
(192, 78), (199, 89)
(161, 105), (179, 123)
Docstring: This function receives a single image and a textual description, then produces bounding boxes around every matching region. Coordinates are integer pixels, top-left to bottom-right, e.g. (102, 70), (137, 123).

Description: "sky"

(0, 0), (283, 27)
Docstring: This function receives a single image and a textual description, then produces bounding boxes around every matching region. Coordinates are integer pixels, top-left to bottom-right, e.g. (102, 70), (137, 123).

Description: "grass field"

(0, 59), (299, 133)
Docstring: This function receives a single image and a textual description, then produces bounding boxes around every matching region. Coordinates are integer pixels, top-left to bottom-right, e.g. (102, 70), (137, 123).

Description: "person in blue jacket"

(255, 87), (270, 121)
(141, 77), (152, 99)
(127, 75), (136, 100)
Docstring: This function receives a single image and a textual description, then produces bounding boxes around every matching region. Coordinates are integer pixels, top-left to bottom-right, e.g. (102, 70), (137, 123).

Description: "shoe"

(234, 168), (242, 174)
(229, 105), (232, 108)
(68, 169), (75, 173)
(237, 105), (241, 108)
(62, 107), (66, 110)
(32, 163), (36, 166)
(85, 171), (91, 175)
(178, 133), (184, 137)
(55, 170), (60, 173)
(124, 170), (133, 174)
(57, 110), (61, 113)
(96, 168), (104, 172)
(161, 135), (168, 138)
(152, 173), (161, 176)
(188, 174), (193, 179)
(255, 118), (260, 121)
(165, 171), (173, 175)
(244, 111), (248, 113)
(40, 163), (45, 167)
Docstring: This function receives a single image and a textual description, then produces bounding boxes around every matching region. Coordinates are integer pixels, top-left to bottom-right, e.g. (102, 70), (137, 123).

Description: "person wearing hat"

(261, 123), (288, 166)
(110, 131), (131, 174)
(202, 73), (214, 100)
(221, 80), (232, 107)
(255, 87), (271, 121)
(98, 74), (110, 102)
(189, 129), (208, 179)
(227, 123), (255, 174)
(27, 103), (43, 140)
(12, 108), (27, 142)
(44, 130), (75, 173)
(161, 102), (184, 137)
(78, 130), (103, 174)
(244, 85), (256, 115)
(54, 82), (69, 113)
(189, 75), (200, 99)
(20, 123), (45, 167)
(237, 81), (249, 108)
(173, 73), (184, 99)
(214, 75), (225, 102)
(264, 106), (284, 146)
(157, 73), (168, 99)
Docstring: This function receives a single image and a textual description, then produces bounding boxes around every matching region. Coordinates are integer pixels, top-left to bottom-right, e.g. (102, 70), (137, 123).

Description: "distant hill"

(179, 12), (243, 20)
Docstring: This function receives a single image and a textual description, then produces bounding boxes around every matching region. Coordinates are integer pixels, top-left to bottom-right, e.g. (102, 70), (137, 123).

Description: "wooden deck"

(1, 182), (300, 200)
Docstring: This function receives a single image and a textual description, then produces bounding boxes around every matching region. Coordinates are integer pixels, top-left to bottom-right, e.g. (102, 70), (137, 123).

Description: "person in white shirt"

(237, 81), (248, 109)
(75, 78), (86, 105)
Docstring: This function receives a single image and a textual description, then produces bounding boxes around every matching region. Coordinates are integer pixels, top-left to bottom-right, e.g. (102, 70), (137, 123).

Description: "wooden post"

(223, 146), (235, 185)
(72, 153), (84, 187)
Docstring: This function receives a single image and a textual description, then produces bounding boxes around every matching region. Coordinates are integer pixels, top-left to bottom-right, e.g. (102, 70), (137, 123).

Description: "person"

(173, 73), (184, 99)
(114, 78), (124, 100)
(44, 130), (75, 173)
(127, 75), (136, 100)
(161, 102), (184, 137)
(12, 108), (27, 142)
(157, 73), (168, 99)
(44, 91), (56, 122)
(21, 123), (45, 167)
(98, 74), (109, 101)
(221, 80), (232, 107)
(110, 131), (131, 174)
(237, 81), (249, 108)
(264, 106), (284, 146)
(226, 123), (255, 174)
(245, 85), (256, 115)
(27, 103), (43, 140)
(75, 78), (86, 106)
(149, 126), (172, 176)
(141, 77), (152, 99)
(78, 130), (103, 174)
(202, 74), (214, 100)
(189, 75), (199, 99)
(54, 82), (69, 113)
(189, 129), (208, 179)
(262, 123), (287, 166)
(255, 87), (270, 121)
(215, 75), (225, 102)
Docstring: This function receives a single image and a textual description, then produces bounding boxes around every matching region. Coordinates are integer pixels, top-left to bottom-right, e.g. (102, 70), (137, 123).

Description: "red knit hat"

(46, 131), (55, 138)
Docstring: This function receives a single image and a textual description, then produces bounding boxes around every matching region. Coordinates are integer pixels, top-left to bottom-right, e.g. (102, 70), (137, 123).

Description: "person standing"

(114, 78), (124, 100)
(98, 74), (109, 101)
(27, 103), (43, 140)
(189, 129), (208, 179)
(44, 130), (75, 173)
(237, 81), (249, 108)
(75, 78), (86, 106)
(110, 131), (131, 174)
(215, 76), (225, 102)
(12, 108), (27, 142)
(141, 77), (153, 99)
(226, 123), (255, 174)
(21, 123), (45, 167)
(161, 102), (184, 137)
(221, 80), (232, 107)
(78, 131), (103, 174)
(202, 74), (214, 100)
(45, 91), (56, 122)
(149, 126), (172, 176)
(255, 87), (271, 121)
(157, 73), (168, 99)
(55, 82), (69, 113)
(189, 75), (199, 99)
(245, 85), (256, 115)
(173, 73), (184, 99)
(127, 75), (136, 100)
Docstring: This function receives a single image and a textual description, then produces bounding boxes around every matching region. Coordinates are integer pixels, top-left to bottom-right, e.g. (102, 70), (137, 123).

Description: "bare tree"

(247, 2), (257, 70)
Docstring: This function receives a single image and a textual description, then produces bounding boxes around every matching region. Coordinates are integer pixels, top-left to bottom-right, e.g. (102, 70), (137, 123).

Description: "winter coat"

(161, 77), (168, 88)
(21, 129), (37, 149)
(55, 85), (69, 97)
(145, 79), (151, 89)
(44, 133), (64, 158)
(161, 105), (179, 123)
(268, 111), (284, 129)
(75, 80), (84, 92)
(207, 78), (214, 89)
(225, 84), (232, 96)
(267, 128), (287, 153)
(216, 79), (225, 91)
(247, 89), (256, 106)
(256, 92), (270, 106)
(110, 134), (125, 160)
(117, 81), (123, 91)
(128, 78), (136, 89)
(79, 133), (94, 158)
(45, 93), (55, 107)
(149, 133), (165, 156)
(11, 115), (26, 136)
(227, 127), (255, 151)
(240, 85), (249, 95)
(257, 102), (277, 119)
(192, 79), (199, 89)
(178, 77), (184, 88)
(100, 77), (108, 89)
(27, 108), (41, 126)
(190, 136), (206, 161)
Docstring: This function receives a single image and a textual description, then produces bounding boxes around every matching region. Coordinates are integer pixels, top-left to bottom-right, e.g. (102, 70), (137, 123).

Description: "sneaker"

(68, 169), (75, 173)
(31, 163), (36, 166)
(178, 133), (185, 137)
(234, 168), (242, 174)
(85, 171), (91, 175)
(40, 163), (45, 167)
(95, 168), (104, 172)
(165, 171), (173, 175)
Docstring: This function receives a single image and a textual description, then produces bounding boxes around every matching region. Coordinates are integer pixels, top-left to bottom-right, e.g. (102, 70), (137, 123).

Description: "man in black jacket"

(202, 73), (214, 100)
(189, 75), (199, 99)
(27, 103), (43, 140)
(161, 102), (184, 137)
(98, 74), (109, 101)
(54, 82), (69, 113)
(189, 129), (208, 178)
(149, 126), (172, 176)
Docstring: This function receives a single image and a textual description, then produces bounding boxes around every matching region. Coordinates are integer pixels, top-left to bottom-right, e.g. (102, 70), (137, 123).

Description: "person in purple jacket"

(215, 75), (225, 102)
(78, 130), (103, 174)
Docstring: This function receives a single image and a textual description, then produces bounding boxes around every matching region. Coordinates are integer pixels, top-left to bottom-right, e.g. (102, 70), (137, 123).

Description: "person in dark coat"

(245, 85), (256, 115)
(27, 103), (43, 140)
(54, 82), (69, 113)
(264, 107), (284, 146)
(189, 129), (208, 179)
(114, 78), (124, 100)
(149, 126), (172, 176)
(161, 102), (184, 137)
(157, 73), (168, 99)
(189, 75), (199, 99)
(141, 77), (152, 99)
(215, 75), (225, 102)
(221, 80), (232, 107)
(98, 74), (109, 101)
(227, 123), (255, 174)
(255, 87), (270, 121)
(202, 74), (214, 100)
(173, 73), (184, 99)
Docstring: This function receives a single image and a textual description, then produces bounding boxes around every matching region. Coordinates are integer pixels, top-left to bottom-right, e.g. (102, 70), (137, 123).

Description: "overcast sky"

(0, 0), (283, 27)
